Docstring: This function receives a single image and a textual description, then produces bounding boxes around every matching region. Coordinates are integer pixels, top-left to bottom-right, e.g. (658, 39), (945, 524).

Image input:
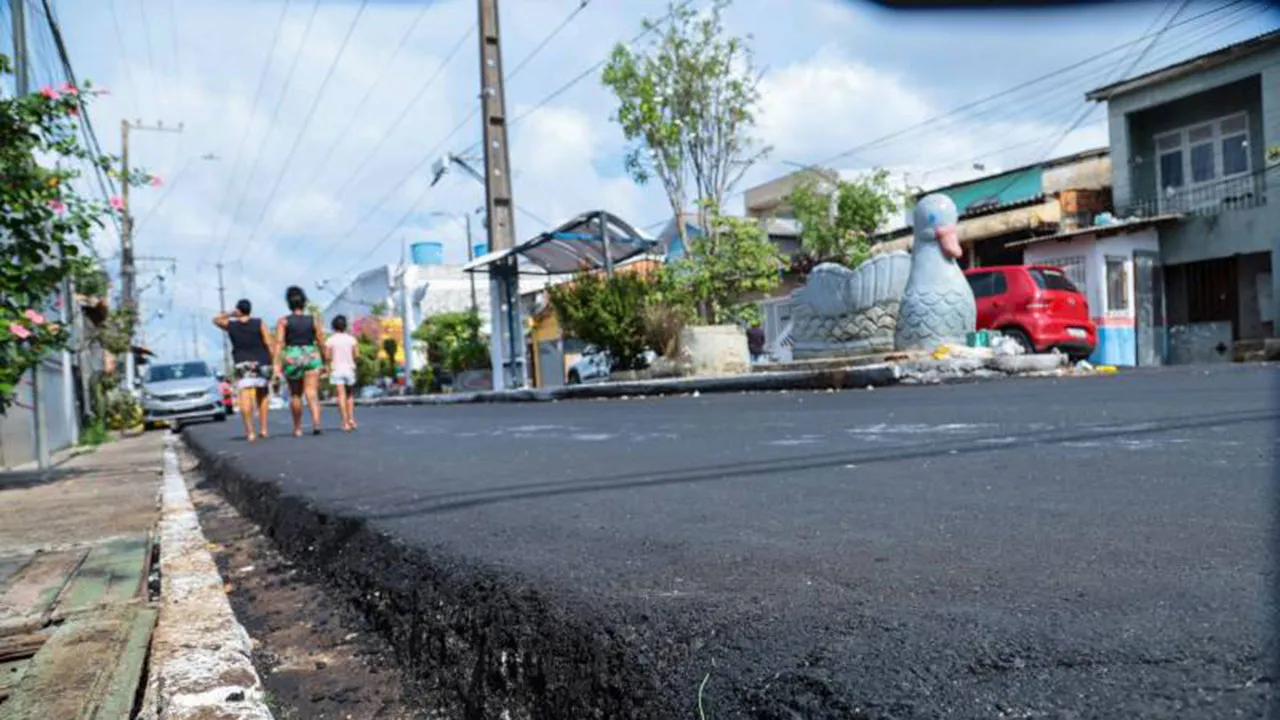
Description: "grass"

(78, 420), (111, 447)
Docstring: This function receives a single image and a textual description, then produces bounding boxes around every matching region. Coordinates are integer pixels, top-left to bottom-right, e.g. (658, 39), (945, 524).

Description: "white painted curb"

(137, 436), (273, 720)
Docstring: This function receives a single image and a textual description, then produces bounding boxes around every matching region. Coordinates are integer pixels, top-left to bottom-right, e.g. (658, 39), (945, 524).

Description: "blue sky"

(3, 0), (1276, 360)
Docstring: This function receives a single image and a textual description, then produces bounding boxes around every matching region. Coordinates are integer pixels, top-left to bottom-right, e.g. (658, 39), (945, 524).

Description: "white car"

(566, 345), (657, 385)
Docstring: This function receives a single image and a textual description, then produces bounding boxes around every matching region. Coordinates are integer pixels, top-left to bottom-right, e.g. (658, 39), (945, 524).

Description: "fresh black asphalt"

(186, 364), (1278, 719)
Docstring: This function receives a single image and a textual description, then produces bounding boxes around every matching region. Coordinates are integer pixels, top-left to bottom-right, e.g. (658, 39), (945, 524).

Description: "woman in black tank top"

(274, 286), (327, 437)
(213, 298), (276, 442)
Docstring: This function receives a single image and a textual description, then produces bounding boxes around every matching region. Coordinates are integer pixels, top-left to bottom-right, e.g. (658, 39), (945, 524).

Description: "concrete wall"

(1104, 43), (1280, 209)
(1237, 251), (1273, 339)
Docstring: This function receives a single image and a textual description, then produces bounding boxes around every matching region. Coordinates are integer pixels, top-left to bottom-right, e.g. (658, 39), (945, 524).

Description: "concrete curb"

(356, 363), (905, 406)
(136, 436), (273, 720)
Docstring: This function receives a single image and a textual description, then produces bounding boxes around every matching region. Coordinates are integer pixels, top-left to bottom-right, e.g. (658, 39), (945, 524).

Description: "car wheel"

(215, 412), (228, 422)
(1002, 328), (1035, 354)
(567, 370), (581, 385)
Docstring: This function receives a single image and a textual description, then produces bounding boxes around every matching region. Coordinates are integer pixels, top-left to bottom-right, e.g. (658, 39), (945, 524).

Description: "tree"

(549, 272), (656, 370)
(354, 336), (380, 387)
(665, 207), (782, 326)
(369, 301), (388, 317)
(602, 0), (769, 258)
(1, 56), (149, 412)
(413, 310), (490, 375)
(788, 168), (902, 270)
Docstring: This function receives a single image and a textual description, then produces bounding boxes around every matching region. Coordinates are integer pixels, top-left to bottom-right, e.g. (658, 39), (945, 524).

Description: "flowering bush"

(0, 54), (150, 412)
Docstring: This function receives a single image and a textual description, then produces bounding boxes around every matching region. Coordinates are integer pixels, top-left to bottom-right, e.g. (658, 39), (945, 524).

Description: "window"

(967, 271), (1009, 298)
(145, 362), (212, 382)
(1153, 112), (1251, 201)
(1105, 256), (1130, 313)
(1029, 267), (1080, 294)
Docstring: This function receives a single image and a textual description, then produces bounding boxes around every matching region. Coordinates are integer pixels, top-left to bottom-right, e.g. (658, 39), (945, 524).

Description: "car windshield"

(1029, 268), (1080, 294)
(146, 362), (212, 383)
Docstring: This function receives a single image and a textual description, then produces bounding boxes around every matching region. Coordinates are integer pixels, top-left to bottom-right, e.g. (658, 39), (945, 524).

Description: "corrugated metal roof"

(1086, 29), (1280, 102)
(1007, 214), (1183, 248)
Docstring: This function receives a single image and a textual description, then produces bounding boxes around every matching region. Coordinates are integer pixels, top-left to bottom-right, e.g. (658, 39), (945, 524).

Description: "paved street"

(186, 365), (1277, 718)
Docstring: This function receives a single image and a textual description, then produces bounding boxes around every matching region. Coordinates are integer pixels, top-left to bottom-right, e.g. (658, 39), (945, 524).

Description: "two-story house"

(1083, 29), (1279, 363)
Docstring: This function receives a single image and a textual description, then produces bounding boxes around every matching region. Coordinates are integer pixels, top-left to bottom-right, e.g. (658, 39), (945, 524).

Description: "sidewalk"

(0, 433), (161, 717)
(0, 433), (270, 719)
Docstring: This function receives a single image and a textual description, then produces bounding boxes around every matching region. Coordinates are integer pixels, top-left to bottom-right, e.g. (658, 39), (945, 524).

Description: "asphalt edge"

(136, 435), (273, 720)
(182, 432), (695, 718)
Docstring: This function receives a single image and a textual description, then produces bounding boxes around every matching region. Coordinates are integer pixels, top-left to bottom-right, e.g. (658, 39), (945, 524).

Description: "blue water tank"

(410, 241), (444, 266)
(472, 242), (488, 258)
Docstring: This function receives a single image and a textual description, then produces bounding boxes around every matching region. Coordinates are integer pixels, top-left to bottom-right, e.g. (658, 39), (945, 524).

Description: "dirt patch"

(185, 465), (431, 720)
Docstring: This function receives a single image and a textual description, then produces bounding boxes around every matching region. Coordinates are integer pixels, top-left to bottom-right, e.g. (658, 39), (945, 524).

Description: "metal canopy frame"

(462, 210), (658, 276)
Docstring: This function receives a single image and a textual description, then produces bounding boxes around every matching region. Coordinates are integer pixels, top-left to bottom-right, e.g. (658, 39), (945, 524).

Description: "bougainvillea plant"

(0, 54), (151, 413)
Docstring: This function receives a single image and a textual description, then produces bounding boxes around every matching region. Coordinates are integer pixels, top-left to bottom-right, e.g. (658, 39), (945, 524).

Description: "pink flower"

(39, 86), (58, 100)
(54, 296), (63, 310)
(59, 82), (77, 96)
(24, 309), (46, 325)
(110, 196), (124, 211)
(8, 323), (31, 340)
(150, 175), (163, 187)
(48, 199), (66, 214)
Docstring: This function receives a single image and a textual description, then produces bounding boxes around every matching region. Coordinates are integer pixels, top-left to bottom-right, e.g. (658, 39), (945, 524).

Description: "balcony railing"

(1119, 163), (1276, 219)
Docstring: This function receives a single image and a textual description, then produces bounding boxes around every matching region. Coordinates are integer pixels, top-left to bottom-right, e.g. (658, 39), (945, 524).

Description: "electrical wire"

(229, 0), (373, 265)
(303, 0), (436, 185)
(135, 0), (157, 109)
(215, 0), (322, 263)
(196, 0), (293, 268)
(108, 0), (140, 118)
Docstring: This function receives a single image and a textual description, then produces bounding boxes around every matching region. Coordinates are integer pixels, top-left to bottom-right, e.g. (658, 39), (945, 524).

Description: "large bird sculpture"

(894, 193), (976, 351)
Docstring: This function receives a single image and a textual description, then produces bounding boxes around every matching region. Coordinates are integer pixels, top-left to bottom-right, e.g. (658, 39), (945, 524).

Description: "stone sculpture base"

(791, 299), (901, 360)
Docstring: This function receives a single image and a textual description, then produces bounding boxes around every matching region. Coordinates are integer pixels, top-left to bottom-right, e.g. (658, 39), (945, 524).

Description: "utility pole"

(120, 120), (182, 391)
(477, 0), (525, 389)
(216, 262), (230, 372)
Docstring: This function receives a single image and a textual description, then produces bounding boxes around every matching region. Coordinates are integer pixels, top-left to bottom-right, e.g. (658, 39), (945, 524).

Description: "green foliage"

(602, 0), (769, 247)
(79, 418), (110, 446)
(665, 208), (782, 325)
(355, 336), (380, 387)
(97, 307), (137, 355)
(411, 365), (435, 395)
(412, 310), (490, 375)
(68, 254), (109, 297)
(0, 55), (149, 412)
(549, 272), (657, 371)
(104, 389), (142, 431)
(1268, 144), (1280, 164)
(788, 168), (902, 269)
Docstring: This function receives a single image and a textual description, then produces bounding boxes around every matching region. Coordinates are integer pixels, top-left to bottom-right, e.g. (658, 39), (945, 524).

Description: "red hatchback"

(963, 265), (1097, 360)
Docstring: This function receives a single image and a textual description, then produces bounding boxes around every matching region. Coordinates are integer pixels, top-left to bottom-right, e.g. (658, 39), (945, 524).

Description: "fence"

(1119, 163), (1276, 218)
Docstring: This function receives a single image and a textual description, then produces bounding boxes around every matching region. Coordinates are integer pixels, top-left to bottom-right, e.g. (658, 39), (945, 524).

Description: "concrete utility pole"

(120, 120), (182, 390)
(477, 0), (525, 390)
(216, 262), (230, 372)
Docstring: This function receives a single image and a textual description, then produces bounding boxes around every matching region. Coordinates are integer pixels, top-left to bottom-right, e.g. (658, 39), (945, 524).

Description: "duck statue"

(894, 193), (976, 351)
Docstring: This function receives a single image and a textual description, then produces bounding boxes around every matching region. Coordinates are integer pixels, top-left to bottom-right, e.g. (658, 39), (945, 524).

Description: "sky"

(3, 0), (1277, 361)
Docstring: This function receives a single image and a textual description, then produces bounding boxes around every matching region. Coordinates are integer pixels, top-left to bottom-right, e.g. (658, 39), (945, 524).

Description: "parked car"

(963, 265), (1097, 360)
(566, 345), (657, 385)
(141, 361), (227, 429)
(216, 374), (234, 414)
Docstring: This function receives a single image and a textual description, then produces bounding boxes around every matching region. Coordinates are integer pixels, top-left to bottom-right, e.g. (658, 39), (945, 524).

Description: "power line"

(197, 0), (293, 267)
(108, 0), (140, 118)
(321, 0), (692, 277)
(216, 0), (322, 263)
(506, 0), (593, 80)
(808, 0), (1253, 169)
(230, 0), (373, 265)
(135, 0), (157, 108)
(303, 0), (435, 185)
(133, 154), (196, 234)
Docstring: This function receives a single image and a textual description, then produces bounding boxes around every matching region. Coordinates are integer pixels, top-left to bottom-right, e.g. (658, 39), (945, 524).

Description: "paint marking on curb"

(136, 435), (273, 720)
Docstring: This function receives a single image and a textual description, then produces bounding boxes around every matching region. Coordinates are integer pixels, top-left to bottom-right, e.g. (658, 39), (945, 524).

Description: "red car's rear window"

(1028, 268), (1080, 294)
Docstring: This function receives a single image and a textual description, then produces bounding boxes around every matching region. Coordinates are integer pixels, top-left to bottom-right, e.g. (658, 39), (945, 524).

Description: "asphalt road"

(187, 365), (1278, 719)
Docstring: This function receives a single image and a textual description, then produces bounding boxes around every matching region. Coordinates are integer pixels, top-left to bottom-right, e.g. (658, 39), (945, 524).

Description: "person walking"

(324, 315), (360, 432)
(213, 299), (275, 442)
(274, 286), (326, 437)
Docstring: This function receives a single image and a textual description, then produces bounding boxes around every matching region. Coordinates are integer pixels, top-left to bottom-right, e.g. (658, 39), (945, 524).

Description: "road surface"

(186, 365), (1277, 719)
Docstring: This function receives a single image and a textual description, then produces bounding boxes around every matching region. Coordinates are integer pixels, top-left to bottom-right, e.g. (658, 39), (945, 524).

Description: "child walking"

(325, 315), (359, 432)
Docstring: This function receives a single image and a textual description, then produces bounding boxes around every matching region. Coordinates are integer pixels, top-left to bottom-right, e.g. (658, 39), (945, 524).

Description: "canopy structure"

(462, 210), (659, 276)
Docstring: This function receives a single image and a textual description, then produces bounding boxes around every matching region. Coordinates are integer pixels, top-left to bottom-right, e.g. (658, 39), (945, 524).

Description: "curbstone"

(135, 436), (273, 720)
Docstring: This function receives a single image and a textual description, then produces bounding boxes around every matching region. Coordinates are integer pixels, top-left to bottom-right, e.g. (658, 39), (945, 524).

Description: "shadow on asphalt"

(355, 406), (1278, 519)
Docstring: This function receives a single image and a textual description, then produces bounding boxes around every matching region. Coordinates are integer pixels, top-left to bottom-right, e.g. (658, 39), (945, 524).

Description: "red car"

(963, 265), (1097, 360)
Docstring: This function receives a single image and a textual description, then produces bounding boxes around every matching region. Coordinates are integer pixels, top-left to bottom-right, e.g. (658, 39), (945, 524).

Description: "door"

(966, 270), (1009, 329)
(1133, 250), (1164, 366)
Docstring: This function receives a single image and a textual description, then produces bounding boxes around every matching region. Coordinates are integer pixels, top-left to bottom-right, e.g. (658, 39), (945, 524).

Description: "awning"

(1007, 213), (1182, 248)
(463, 210), (659, 276)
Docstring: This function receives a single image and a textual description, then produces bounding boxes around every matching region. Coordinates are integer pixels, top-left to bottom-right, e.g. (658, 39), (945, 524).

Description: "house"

(1083, 29), (1280, 363)
(872, 148), (1115, 267)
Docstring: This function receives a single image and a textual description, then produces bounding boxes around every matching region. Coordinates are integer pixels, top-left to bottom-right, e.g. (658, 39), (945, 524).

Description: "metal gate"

(1133, 250), (1165, 366)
